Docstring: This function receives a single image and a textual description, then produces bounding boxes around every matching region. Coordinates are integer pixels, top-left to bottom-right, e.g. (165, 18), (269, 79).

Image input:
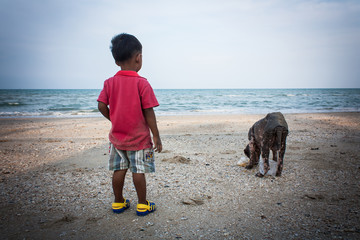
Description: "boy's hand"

(153, 135), (162, 153)
(98, 101), (110, 121)
(143, 108), (162, 153)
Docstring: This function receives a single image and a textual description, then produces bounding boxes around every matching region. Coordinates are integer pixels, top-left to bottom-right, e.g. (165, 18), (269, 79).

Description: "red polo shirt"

(97, 70), (159, 150)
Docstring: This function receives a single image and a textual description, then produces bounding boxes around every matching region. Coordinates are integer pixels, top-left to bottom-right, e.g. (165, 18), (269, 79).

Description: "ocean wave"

(224, 95), (243, 97)
(0, 110), (100, 118)
(190, 109), (236, 113)
(1, 89), (359, 118)
(0, 102), (25, 107)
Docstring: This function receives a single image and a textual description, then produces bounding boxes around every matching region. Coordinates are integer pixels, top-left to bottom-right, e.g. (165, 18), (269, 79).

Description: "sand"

(0, 113), (360, 239)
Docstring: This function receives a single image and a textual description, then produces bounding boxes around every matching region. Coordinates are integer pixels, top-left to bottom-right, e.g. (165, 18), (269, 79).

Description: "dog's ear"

(244, 144), (250, 158)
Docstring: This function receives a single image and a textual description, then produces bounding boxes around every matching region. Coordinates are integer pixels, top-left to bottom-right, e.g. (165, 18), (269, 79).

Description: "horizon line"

(1, 87), (360, 90)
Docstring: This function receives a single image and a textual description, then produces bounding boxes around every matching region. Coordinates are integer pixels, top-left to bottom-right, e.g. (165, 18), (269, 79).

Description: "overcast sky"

(0, 0), (359, 89)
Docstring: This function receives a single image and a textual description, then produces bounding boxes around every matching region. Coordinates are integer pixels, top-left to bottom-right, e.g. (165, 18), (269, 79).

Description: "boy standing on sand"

(97, 33), (162, 216)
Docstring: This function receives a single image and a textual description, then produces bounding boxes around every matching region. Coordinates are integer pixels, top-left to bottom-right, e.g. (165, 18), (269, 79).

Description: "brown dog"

(244, 112), (288, 177)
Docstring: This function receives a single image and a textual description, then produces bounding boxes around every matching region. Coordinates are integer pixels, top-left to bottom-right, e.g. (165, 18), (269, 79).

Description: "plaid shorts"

(108, 144), (155, 173)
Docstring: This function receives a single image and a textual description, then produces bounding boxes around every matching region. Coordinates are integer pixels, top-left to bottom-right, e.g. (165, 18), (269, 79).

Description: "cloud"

(0, 0), (359, 89)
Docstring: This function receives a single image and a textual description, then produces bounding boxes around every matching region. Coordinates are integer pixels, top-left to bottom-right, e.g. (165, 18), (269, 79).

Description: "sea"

(0, 88), (359, 118)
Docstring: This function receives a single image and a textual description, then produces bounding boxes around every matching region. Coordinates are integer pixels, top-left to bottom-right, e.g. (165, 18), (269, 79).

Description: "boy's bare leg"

(112, 169), (127, 203)
(132, 173), (147, 204)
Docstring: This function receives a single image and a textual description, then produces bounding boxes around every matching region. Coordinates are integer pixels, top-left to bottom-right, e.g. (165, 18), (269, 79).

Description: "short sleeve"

(139, 80), (159, 109)
(97, 81), (109, 105)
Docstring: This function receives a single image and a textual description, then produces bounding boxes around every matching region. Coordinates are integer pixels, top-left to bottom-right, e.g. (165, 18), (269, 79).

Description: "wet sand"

(1, 113), (360, 239)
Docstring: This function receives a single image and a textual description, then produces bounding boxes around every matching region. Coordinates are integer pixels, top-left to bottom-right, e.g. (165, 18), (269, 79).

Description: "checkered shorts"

(108, 144), (155, 173)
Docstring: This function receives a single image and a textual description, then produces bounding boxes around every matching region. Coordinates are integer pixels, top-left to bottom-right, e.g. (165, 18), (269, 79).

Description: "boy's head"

(110, 33), (142, 67)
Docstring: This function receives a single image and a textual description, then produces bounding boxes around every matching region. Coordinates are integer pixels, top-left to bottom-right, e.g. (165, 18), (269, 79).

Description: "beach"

(1, 113), (359, 239)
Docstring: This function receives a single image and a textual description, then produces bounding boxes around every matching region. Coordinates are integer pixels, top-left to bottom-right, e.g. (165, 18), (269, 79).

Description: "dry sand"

(0, 113), (360, 239)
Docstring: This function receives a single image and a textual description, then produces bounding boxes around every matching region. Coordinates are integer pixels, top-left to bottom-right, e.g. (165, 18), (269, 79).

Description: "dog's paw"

(255, 172), (264, 178)
(245, 165), (253, 169)
(276, 172), (282, 177)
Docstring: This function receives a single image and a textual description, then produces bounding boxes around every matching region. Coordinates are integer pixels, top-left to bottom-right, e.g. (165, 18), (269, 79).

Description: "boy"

(97, 33), (162, 216)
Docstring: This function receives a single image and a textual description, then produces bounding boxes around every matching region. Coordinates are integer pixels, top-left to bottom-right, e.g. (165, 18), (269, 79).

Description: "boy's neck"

(120, 66), (138, 72)
(117, 53), (142, 72)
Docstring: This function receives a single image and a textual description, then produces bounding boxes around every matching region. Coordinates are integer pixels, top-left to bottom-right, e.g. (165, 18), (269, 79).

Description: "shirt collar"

(115, 70), (139, 77)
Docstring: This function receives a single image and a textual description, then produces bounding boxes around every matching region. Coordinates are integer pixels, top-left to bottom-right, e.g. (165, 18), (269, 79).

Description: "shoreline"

(1, 112), (360, 239)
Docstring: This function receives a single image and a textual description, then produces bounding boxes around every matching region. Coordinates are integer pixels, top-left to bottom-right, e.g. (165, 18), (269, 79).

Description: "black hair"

(110, 33), (142, 63)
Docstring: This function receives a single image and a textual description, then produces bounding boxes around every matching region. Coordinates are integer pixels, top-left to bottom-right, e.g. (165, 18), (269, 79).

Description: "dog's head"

(244, 144), (250, 159)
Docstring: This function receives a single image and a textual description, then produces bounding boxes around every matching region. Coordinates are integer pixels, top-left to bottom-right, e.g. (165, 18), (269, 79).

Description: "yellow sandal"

(136, 200), (156, 216)
(112, 199), (130, 213)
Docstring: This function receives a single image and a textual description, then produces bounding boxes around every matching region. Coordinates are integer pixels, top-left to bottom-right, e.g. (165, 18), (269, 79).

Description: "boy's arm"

(98, 101), (110, 121)
(143, 107), (162, 153)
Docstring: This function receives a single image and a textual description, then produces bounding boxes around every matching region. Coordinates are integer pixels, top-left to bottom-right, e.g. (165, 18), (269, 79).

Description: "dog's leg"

(246, 137), (257, 169)
(276, 131), (288, 176)
(272, 149), (277, 161)
(275, 150), (281, 176)
(276, 148), (286, 176)
(263, 148), (270, 175)
(276, 150), (283, 176)
(256, 145), (270, 177)
(254, 147), (261, 165)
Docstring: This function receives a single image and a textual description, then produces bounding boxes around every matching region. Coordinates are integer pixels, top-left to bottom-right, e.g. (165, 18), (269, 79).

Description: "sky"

(0, 0), (359, 89)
